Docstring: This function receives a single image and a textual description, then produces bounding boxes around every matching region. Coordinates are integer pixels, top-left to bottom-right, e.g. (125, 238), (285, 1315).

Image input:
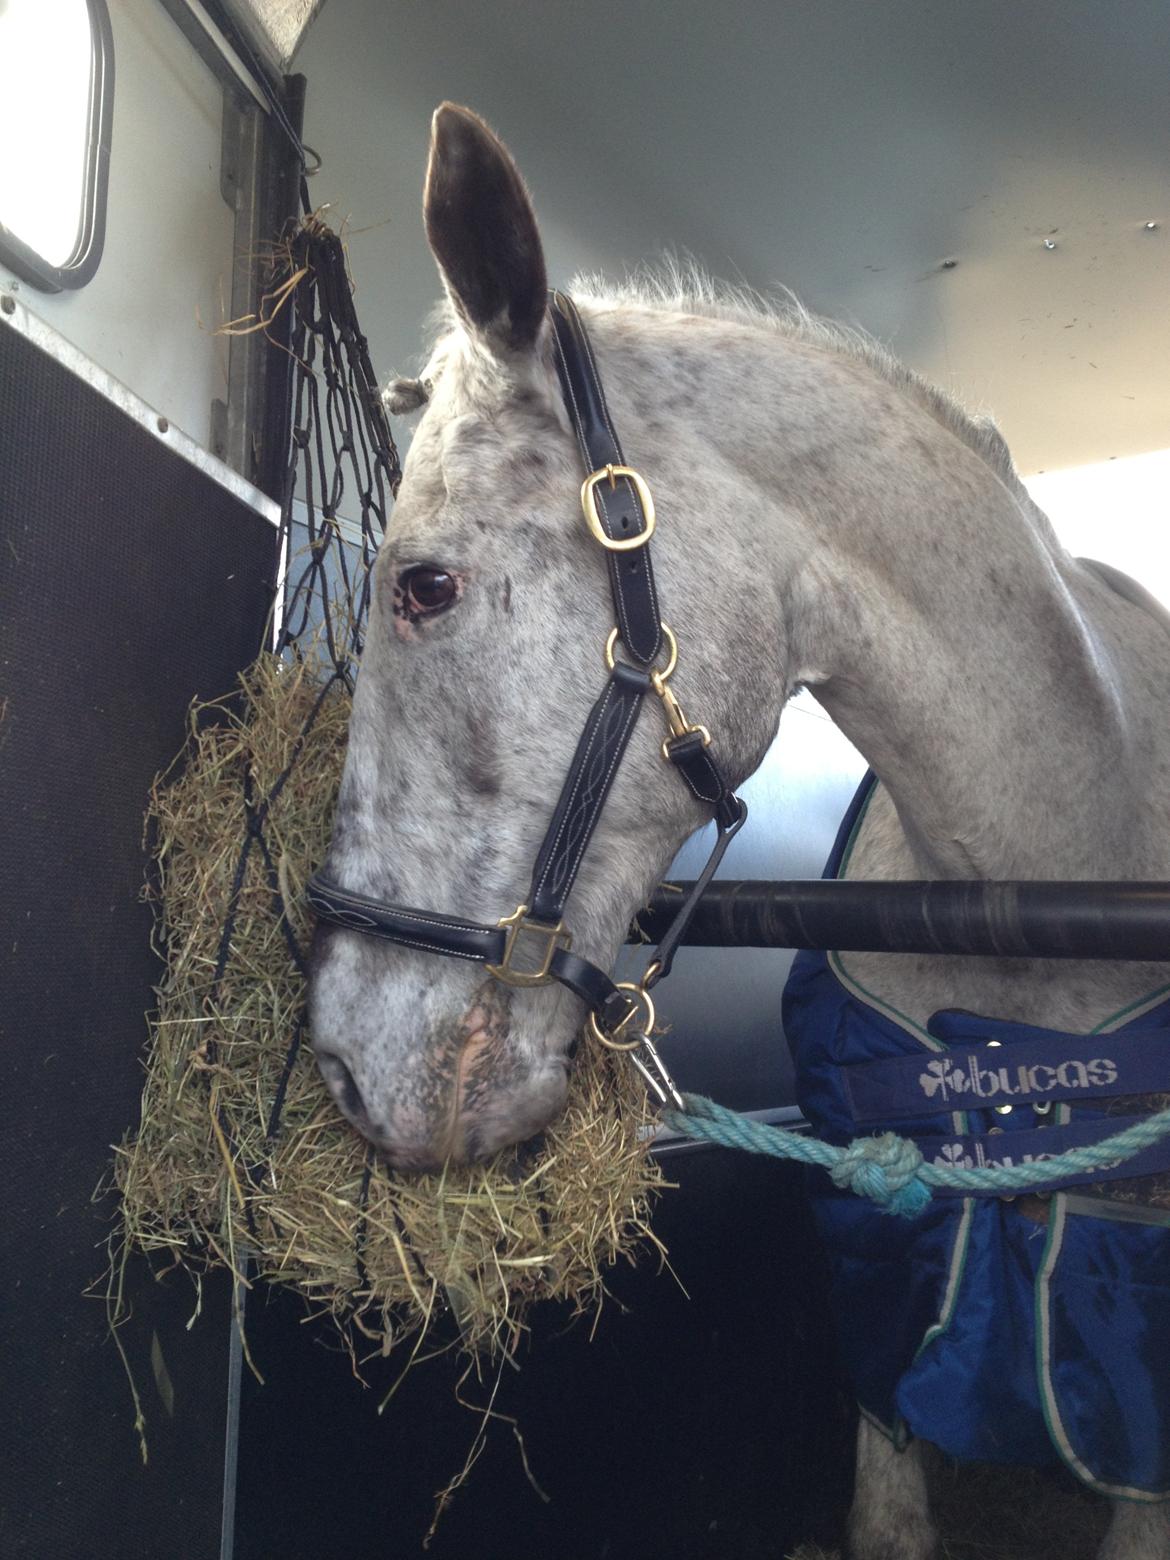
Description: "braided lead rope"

(660, 1094), (1170, 1219)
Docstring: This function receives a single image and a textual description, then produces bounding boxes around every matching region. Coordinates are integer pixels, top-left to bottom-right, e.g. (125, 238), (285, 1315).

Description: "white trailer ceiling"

(294, 0), (1168, 475)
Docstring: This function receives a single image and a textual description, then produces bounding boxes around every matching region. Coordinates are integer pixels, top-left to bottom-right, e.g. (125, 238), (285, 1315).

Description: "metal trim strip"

(0, 294), (280, 528)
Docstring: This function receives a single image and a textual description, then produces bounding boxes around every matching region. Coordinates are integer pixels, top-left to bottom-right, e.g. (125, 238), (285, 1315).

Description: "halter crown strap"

(548, 291), (663, 667)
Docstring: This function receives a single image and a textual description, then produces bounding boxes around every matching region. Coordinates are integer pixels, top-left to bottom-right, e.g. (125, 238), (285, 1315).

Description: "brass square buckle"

(486, 904), (571, 987)
(580, 464), (656, 551)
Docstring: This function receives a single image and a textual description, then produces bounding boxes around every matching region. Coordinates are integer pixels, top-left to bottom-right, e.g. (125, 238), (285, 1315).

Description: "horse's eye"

(402, 567), (457, 615)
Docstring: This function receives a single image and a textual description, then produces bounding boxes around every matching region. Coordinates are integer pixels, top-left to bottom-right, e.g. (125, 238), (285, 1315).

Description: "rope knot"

(830, 1133), (931, 1219)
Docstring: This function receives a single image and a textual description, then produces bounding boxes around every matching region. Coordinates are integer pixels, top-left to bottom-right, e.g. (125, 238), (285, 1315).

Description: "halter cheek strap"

(307, 291), (748, 1109)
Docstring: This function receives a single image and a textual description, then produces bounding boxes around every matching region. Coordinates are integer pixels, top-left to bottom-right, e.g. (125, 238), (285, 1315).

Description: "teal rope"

(661, 1094), (1170, 1219)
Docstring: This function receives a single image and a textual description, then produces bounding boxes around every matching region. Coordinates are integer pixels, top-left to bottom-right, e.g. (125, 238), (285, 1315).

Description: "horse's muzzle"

(314, 1043), (569, 1171)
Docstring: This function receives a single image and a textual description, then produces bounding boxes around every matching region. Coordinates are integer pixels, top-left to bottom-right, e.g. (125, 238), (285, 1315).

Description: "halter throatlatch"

(307, 291), (747, 1111)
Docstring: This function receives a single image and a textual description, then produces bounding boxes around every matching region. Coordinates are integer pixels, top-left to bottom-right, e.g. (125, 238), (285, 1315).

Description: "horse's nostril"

(316, 1052), (367, 1122)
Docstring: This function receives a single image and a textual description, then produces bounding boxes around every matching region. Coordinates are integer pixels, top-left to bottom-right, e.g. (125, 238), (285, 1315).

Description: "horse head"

(307, 105), (785, 1169)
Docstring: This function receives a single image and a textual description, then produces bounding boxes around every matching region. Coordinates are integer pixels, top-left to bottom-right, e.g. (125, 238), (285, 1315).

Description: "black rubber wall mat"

(234, 1151), (853, 1560)
(0, 322), (279, 1560)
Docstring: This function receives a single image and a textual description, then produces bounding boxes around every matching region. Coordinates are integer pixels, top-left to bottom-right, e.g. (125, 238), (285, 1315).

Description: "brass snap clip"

(604, 623), (712, 760)
(634, 624), (712, 760)
(651, 674), (712, 759)
(587, 978), (685, 1111)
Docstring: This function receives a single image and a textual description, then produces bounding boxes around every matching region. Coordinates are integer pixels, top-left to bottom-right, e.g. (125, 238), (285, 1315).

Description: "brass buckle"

(581, 463), (656, 551)
(486, 904), (571, 987)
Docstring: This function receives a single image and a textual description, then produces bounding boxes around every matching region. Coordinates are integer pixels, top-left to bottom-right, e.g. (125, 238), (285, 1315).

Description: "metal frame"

(0, 0), (115, 293)
(212, 72), (306, 497)
(159, 0), (274, 110)
(160, 0), (307, 499)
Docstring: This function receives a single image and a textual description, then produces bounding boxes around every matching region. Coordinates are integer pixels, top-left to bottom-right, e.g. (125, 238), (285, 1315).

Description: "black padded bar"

(636, 880), (1170, 962)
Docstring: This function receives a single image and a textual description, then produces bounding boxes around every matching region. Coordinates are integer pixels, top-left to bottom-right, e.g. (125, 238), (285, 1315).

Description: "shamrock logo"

(918, 1058), (969, 1100)
(934, 1142), (974, 1169)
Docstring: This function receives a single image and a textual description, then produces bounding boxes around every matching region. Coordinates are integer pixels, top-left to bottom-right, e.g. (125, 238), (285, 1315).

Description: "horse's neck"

(713, 328), (1170, 1027)
(596, 305), (1170, 1022)
(594, 305), (1167, 885)
(716, 339), (1169, 886)
(812, 549), (1151, 881)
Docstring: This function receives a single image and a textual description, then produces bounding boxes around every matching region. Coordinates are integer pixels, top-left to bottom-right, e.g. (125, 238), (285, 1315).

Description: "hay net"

(116, 214), (664, 1363)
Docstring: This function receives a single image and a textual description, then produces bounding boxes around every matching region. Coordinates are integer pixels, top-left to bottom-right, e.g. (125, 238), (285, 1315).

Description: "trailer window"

(0, 0), (113, 292)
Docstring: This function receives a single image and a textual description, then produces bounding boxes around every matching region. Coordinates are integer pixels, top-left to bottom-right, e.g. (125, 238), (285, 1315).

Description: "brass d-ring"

(587, 982), (657, 1052)
(604, 623), (678, 681)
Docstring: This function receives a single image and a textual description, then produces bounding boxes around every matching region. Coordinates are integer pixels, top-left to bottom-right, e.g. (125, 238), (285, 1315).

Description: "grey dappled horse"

(308, 105), (1170, 1559)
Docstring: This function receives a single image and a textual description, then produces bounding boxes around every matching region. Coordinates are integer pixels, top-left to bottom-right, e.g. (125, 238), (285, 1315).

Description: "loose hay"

(115, 646), (666, 1363)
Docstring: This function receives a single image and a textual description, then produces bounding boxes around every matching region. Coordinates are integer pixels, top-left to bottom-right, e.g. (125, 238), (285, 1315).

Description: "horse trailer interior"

(3, 4), (1169, 1558)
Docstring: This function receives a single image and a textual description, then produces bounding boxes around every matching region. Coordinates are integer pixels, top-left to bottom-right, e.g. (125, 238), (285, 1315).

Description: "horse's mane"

(569, 258), (1034, 505)
(395, 259), (1048, 531)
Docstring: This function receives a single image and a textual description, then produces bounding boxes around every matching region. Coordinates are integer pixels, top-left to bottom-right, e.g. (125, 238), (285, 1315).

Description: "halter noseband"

(306, 292), (747, 1109)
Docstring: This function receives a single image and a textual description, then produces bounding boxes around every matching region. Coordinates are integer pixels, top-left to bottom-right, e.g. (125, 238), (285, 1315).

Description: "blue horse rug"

(784, 773), (1170, 1498)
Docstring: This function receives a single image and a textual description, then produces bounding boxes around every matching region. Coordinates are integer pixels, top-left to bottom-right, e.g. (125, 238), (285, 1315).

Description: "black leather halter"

(306, 292), (747, 1107)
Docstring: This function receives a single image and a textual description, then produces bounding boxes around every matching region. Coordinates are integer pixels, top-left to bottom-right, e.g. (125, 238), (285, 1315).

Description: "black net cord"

(273, 227), (399, 677)
(188, 219), (403, 1252)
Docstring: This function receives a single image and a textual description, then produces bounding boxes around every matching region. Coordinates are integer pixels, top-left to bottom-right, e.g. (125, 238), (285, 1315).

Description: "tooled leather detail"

(529, 664), (648, 921)
(307, 875), (634, 1019)
(306, 876), (506, 963)
(667, 732), (725, 806)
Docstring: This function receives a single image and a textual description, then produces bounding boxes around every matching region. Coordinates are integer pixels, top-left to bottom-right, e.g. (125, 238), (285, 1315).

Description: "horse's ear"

(424, 103), (547, 355)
